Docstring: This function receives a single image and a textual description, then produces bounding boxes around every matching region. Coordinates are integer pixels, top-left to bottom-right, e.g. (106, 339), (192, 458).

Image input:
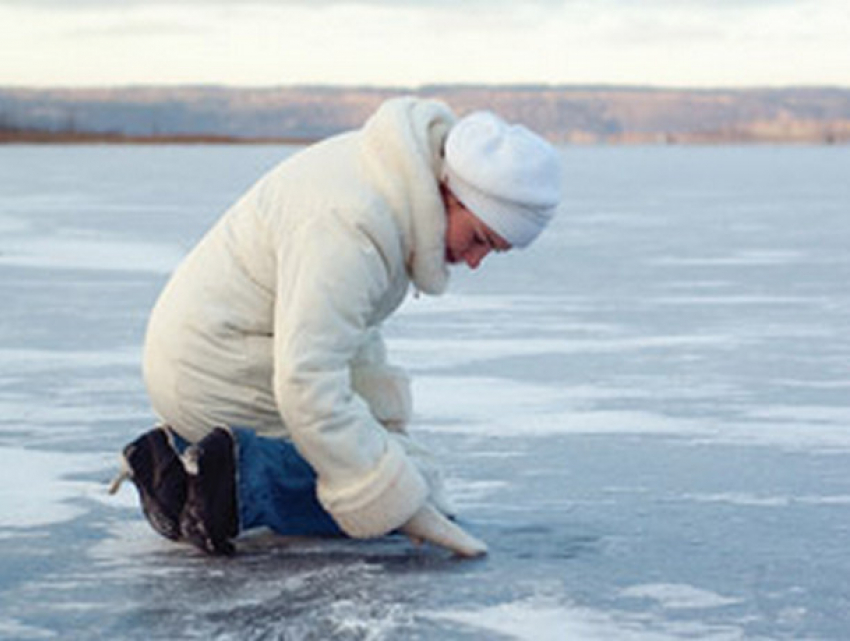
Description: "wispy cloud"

(1, 0), (847, 87)
(0, 0), (809, 6)
(63, 20), (208, 39)
(1, 0), (561, 7)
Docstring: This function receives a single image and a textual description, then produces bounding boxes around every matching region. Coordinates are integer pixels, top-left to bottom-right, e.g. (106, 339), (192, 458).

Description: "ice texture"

(1, 144), (849, 639)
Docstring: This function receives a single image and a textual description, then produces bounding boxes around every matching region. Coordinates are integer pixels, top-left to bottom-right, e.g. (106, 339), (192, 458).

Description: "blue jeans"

(174, 428), (344, 537)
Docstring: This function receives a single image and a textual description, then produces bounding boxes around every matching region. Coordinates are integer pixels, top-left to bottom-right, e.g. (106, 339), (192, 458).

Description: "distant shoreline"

(1, 131), (845, 146)
(0, 128), (318, 146)
(2, 126), (847, 146)
(3, 84), (849, 146)
(3, 85), (849, 146)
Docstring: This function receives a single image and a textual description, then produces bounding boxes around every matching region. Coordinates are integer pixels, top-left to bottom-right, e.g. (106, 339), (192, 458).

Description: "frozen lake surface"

(1, 144), (849, 640)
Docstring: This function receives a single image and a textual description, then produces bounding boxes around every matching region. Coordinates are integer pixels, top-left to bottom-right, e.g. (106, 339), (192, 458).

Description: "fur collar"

(358, 97), (455, 295)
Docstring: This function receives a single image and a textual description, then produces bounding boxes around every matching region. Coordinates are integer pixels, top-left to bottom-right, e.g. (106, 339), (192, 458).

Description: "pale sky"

(1, 0), (848, 88)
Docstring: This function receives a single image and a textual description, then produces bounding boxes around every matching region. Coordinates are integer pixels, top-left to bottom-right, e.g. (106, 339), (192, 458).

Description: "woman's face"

(442, 186), (511, 270)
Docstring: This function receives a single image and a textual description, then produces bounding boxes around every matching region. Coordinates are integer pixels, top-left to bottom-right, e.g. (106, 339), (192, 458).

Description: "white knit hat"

(443, 111), (561, 248)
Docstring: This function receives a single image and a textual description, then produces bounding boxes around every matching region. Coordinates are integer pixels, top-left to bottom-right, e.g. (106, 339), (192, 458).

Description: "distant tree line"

(2, 85), (849, 144)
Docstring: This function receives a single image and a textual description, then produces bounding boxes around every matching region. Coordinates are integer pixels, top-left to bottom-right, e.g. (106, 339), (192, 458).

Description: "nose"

(464, 246), (490, 270)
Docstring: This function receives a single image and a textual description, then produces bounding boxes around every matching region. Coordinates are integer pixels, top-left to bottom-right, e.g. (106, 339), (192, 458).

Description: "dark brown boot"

(109, 425), (187, 541)
(179, 427), (239, 556)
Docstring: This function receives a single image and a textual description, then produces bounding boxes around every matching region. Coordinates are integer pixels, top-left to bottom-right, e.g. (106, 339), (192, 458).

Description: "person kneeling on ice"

(110, 97), (561, 557)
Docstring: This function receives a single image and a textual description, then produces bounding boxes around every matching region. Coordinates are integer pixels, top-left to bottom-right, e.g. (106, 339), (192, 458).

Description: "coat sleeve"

(273, 216), (428, 538)
(350, 327), (413, 433)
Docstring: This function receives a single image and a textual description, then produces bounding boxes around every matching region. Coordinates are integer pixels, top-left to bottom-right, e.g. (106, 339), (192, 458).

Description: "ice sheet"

(1, 145), (849, 639)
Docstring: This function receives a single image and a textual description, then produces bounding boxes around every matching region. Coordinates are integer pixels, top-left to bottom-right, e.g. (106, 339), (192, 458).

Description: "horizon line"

(2, 81), (850, 94)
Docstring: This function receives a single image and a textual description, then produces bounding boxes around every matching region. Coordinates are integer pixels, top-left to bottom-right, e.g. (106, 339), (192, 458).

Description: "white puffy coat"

(143, 98), (455, 537)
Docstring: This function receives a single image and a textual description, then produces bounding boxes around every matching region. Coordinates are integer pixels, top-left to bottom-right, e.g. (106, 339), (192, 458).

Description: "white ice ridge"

(413, 376), (850, 451)
(413, 375), (703, 438)
(0, 616), (55, 641)
(620, 583), (742, 610)
(681, 492), (850, 507)
(0, 447), (113, 528)
(427, 594), (744, 640)
(650, 249), (805, 267)
(391, 334), (733, 370)
(0, 235), (185, 273)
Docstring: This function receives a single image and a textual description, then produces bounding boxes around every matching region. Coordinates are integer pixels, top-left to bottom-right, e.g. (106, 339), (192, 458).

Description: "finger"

(401, 504), (488, 558)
